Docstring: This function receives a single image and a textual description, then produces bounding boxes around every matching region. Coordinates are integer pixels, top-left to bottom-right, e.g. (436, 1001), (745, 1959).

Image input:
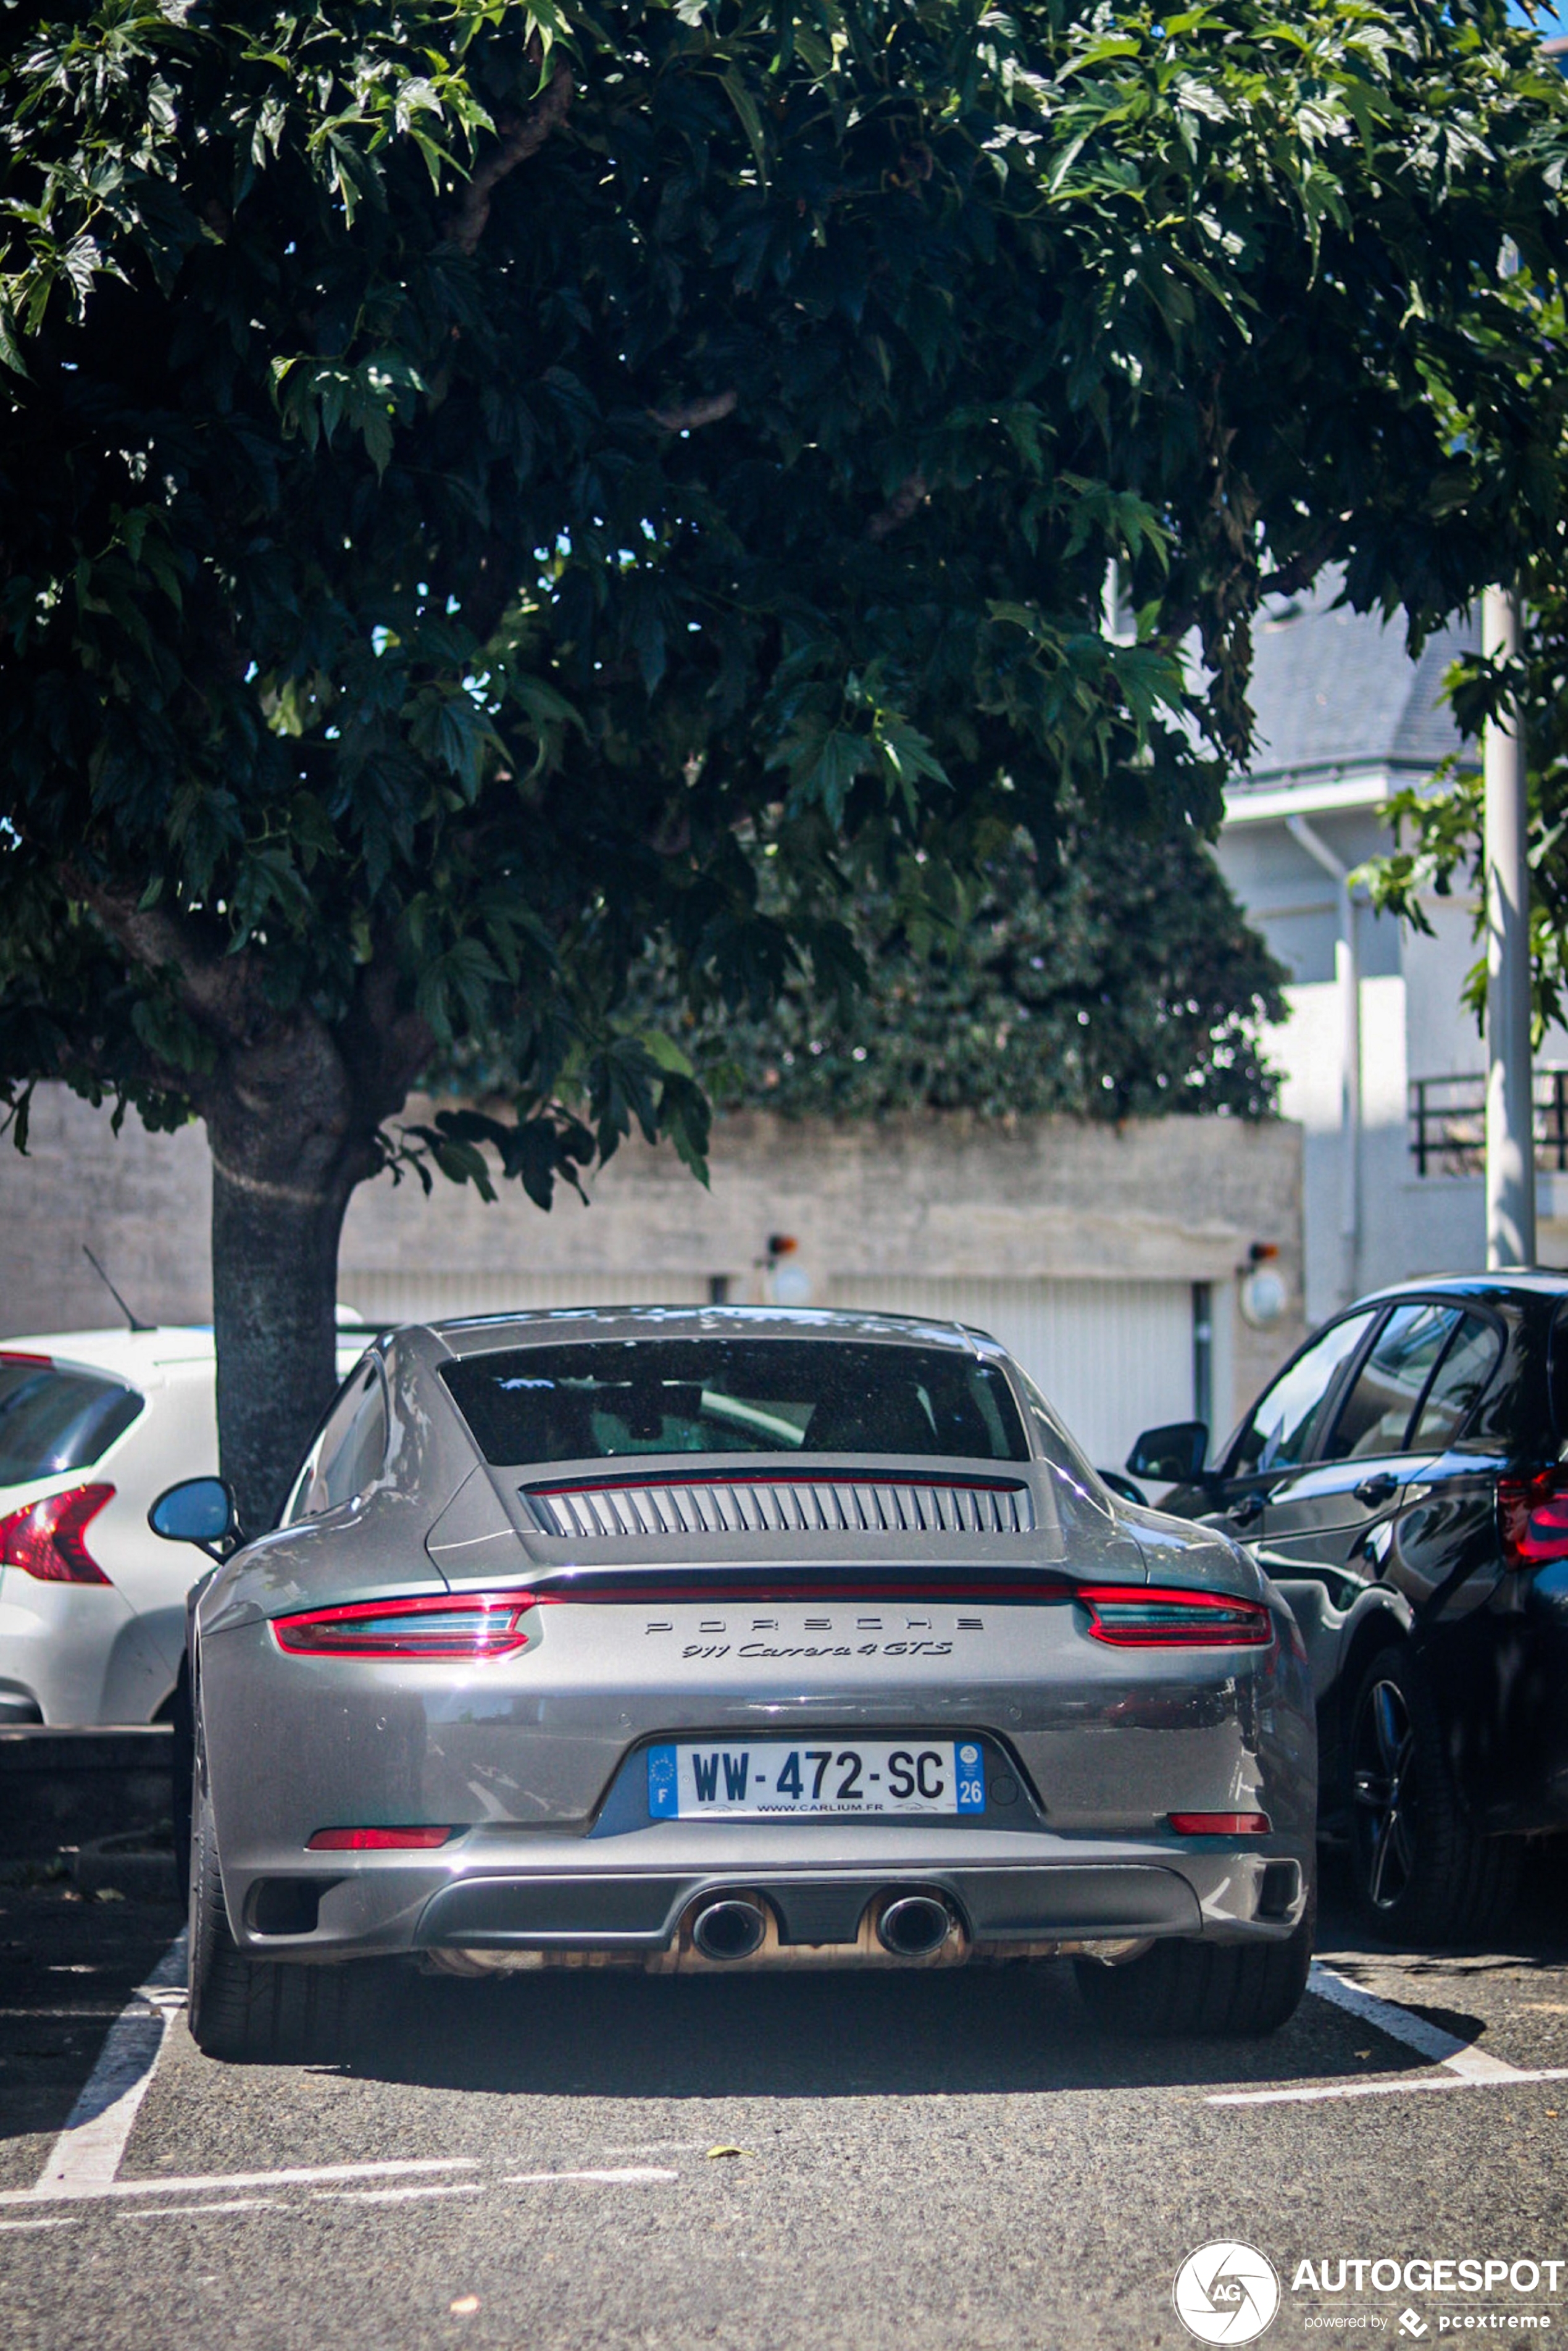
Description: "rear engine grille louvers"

(520, 1476), (1035, 1541)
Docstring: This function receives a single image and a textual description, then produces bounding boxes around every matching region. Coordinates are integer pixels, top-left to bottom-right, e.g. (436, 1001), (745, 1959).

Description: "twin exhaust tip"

(875, 1894), (954, 1959)
(691, 1898), (769, 1961)
(689, 1891), (954, 1963)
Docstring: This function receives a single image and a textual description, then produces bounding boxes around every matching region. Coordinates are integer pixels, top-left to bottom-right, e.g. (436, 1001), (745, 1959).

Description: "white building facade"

(1212, 577), (1568, 1323)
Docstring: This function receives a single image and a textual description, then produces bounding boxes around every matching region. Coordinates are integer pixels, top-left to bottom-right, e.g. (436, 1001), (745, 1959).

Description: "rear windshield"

(441, 1339), (1030, 1466)
(0, 1358), (143, 1487)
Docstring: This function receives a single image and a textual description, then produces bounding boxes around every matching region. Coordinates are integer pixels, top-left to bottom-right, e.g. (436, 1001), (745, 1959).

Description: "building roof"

(1235, 571), (1478, 791)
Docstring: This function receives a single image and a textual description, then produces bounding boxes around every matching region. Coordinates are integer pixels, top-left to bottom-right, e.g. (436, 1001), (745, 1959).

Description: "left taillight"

(1498, 1469), (1568, 1569)
(0, 1485), (114, 1584)
(1078, 1584), (1273, 1648)
(272, 1590), (546, 1659)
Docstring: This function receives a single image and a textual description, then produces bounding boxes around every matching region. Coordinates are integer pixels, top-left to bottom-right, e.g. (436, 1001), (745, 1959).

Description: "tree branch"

(64, 874), (261, 1049)
(867, 472), (929, 543)
(649, 390), (738, 434)
(448, 67), (574, 255)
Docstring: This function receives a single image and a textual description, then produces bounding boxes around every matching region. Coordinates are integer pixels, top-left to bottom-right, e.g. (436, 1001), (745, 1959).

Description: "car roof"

(428, 1304), (996, 1358)
(1351, 1271), (1568, 1310)
(0, 1317), (385, 1380)
(0, 1326), (219, 1375)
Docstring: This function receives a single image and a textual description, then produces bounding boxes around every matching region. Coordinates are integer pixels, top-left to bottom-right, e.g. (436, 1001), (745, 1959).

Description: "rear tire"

(1074, 1916), (1312, 2038)
(188, 1768), (385, 2065)
(1345, 1642), (1519, 1945)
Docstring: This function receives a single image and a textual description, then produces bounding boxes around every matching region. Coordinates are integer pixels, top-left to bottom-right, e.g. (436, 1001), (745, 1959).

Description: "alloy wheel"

(1351, 1674), (1417, 1911)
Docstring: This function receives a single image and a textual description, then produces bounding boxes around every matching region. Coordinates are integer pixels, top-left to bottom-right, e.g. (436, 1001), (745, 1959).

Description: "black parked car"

(1128, 1275), (1568, 1942)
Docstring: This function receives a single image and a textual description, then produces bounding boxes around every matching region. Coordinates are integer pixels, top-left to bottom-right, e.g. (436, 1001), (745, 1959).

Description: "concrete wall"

(0, 1087), (214, 1336)
(0, 1087), (1306, 1457)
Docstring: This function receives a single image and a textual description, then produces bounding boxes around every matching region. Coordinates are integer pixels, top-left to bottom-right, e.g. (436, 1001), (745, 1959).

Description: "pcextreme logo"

(1174, 2242), (1283, 2345)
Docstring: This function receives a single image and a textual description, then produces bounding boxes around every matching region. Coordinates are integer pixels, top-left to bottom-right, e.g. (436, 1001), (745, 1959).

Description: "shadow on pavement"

(341, 1949), (1406, 2103)
(1314, 1842), (1568, 1975)
(0, 1875), (183, 2172)
(336, 1844), (1568, 2102)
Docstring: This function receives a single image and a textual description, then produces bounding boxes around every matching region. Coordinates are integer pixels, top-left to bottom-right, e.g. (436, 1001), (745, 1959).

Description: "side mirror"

(1126, 1421), (1209, 1484)
(148, 1477), (241, 1560)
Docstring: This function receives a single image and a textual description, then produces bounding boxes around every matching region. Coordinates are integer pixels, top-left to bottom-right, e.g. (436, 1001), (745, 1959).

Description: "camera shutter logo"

(1173, 2242), (1281, 2345)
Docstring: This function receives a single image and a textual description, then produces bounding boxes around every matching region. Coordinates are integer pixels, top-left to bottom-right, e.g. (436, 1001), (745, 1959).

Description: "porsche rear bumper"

(198, 1587), (1315, 1966)
(218, 1816), (1309, 1967)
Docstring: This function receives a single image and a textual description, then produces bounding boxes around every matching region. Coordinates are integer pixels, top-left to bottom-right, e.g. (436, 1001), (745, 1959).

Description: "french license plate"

(647, 1739), (986, 1819)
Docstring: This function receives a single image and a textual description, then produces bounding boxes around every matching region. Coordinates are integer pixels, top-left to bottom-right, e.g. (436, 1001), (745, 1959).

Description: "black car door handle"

(1226, 1492), (1263, 1528)
(1354, 1472), (1399, 1509)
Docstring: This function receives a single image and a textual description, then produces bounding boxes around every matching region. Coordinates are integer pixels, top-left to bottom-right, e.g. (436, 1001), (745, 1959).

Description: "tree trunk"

(204, 1013), (377, 1537)
(209, 1142), (356, 1537)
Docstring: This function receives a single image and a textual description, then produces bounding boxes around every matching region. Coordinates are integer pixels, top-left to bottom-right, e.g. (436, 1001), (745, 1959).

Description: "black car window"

(1228, 1311), (1378, 1477)
(1407, 1314), (1503, 1453)
(441, 1340), (1030, 1466)
(0, 1357), (143, 1487)
(1015, 1370), (1111, 1492)
(1320, 1303), (1463, 1463)
(322, 1366), (389, 1510)
(281, 1358), (386, 1522)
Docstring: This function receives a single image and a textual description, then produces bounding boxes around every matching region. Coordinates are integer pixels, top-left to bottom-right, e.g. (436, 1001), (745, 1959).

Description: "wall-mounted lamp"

(1239, 1241), (1287, 1330)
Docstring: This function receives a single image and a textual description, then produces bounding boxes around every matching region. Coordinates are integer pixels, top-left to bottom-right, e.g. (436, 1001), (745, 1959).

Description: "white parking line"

(1309, 1961), (1522, 2080)
(1209, 2067), (1568, 2108)
(311, 2186), (486, 2205)
(498, 2168), (680, 2186)
(1204, 1962), (1566, 2107)
(0, 2158), (482, 2210)
(117, 2199), (286, 2218)
(20, 1933), (187, 2203)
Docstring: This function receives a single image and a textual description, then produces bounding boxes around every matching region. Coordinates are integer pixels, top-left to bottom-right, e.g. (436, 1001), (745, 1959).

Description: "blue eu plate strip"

(954, 1740), (987, 1813)
(646, 1743), (679, 1819)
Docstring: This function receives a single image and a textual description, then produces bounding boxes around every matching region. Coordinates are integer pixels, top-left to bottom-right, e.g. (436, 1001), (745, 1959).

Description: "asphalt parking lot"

(3, 1852), (1567, 2351)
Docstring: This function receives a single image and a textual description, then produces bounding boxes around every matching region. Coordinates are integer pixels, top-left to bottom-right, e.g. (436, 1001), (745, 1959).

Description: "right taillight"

(0, 1485), (114, 1584)
(1078, 1584), (1274, 1647)
(1498, 1470), (1568, 1568)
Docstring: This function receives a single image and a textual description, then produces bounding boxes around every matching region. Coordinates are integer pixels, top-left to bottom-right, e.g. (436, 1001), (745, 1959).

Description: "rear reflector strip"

(270, 1577), (1272, 1650)
(1169, 1812), (1272, 1836)
(1078, 1585), (1273, 1648)
(273, 1591), (546, 1659)
(307, 1826), (457, 1852)
(517, 1568), (1075, 1605)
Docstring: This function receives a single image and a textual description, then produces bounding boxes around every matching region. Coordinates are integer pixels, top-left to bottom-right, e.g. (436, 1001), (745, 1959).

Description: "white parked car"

(0, 1321), (372, 1725)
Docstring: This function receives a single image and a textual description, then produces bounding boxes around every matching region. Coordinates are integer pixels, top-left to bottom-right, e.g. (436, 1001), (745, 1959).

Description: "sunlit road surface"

(5, 1858), (1568, 2351)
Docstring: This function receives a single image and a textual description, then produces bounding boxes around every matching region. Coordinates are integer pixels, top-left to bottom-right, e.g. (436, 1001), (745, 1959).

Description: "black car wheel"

(188, 1747), (387, 2065)
(1345, 1643), (1519, 1944)
(1074, 1912), (1312, 2038)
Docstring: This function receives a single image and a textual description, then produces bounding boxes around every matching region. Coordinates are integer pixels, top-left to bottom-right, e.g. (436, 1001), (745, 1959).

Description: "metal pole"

(1286, 814), (1362, 1307)
(1483, 584), (1536, 1269)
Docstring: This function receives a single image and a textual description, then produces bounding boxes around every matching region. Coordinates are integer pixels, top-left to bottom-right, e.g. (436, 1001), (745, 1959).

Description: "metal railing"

(1410, 1071), (1568, 1177)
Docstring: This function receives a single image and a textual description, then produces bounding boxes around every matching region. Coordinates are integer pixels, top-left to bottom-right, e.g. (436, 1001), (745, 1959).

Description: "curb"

(0, 1725), (175, 1856)
(72, 1824), (179, 1902)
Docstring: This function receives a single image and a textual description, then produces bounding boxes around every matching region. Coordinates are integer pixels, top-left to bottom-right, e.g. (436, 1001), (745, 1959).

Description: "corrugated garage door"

(827, 1275), (1195, 1471)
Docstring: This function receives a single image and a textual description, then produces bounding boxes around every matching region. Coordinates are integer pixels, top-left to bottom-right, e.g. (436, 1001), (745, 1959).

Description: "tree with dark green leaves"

(2, 0), (1566, 1525)
(605, 816), (1288, 1121)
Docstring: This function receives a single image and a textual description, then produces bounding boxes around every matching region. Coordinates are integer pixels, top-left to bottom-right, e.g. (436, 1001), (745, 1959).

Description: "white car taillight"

(0, 1484), (115, 1584)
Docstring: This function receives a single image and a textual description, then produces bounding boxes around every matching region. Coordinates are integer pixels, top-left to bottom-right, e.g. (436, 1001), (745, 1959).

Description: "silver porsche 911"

(151, 1308), (1316, 2063)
